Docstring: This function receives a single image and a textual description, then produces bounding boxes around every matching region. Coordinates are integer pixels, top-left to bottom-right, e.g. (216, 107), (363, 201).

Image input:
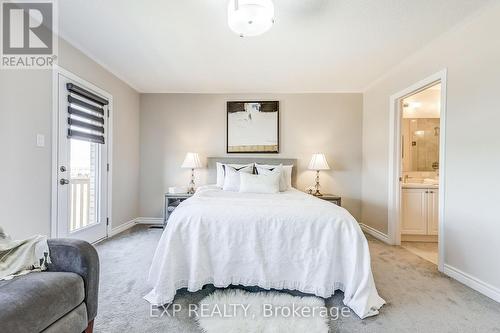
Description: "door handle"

(59, 178), (70, 185)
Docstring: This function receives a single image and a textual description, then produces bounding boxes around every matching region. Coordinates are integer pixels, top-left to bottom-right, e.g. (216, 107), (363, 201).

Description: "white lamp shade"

(308, 153), (330, 170)
(181, 153), (203, 169)
(227, 0), (274, 37)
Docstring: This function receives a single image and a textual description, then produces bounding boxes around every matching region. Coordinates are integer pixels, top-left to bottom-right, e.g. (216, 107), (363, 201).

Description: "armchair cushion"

(0, 272), (85, 333)
(47, 239), (100, 322)
(42, 303), (88, 333)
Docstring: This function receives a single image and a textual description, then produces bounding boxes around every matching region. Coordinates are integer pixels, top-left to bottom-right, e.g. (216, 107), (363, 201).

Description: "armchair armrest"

(47, 239), (100, 322)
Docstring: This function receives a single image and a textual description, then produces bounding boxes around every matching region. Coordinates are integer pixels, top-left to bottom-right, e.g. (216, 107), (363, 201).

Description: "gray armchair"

(0, 239), (99, 333)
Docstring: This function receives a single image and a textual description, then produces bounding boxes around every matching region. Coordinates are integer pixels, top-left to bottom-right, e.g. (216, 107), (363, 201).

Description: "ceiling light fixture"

(227, 0), (275, 37)
(403, 102), (422, 109)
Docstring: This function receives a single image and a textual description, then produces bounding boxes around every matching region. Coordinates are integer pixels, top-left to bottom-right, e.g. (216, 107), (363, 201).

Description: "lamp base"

(313, 170), (323, 197)
(187, 168), (196, 194)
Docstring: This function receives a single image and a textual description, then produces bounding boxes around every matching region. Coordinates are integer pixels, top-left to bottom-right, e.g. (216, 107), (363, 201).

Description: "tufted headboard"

(206, 157), (298, 188)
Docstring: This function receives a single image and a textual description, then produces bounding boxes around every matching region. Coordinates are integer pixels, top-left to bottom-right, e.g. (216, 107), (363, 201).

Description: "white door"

(427, 190), (439, 235)
(401, 188), (427, 235)
(55, 72), (109, 243)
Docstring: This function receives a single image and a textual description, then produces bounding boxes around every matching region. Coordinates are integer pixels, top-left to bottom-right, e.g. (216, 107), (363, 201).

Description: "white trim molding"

(444, 265), (500, 303)
(135, 217), (164, 225)
(359, 223), (390, 244)
(387, 69), (447, 272)
(109, 218), (139, 237)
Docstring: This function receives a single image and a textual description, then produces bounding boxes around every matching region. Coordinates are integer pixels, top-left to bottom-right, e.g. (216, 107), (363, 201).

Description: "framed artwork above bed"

(226, 101), (279, 153)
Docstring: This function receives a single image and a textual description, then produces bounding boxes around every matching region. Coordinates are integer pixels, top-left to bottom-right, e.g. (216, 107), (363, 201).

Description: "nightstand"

(162, 193), (193, 227)
(312, 194), (342, 206)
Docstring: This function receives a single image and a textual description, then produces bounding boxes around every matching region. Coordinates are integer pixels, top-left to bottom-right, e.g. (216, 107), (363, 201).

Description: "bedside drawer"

(163, 194), (192, 227)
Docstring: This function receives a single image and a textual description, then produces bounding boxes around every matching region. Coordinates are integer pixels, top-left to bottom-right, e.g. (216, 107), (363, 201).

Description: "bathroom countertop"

(402, 183), (439, 189)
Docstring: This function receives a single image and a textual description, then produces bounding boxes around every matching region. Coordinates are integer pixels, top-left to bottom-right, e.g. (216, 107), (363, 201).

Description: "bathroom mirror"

(402, 118), (440, 172)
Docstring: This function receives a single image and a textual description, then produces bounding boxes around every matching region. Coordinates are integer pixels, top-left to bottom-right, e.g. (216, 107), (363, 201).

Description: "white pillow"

(216, 163), (253, 187)
(256, 164), (293, 191)
(222, 165), (253, 192)
(239, 171), (280, 194)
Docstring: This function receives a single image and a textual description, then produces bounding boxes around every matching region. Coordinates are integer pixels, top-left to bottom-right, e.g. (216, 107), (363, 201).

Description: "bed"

(144, 158), (385, 319)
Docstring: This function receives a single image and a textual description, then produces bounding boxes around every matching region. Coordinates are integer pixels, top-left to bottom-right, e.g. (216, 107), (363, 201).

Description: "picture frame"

(226, 101), (279, 154)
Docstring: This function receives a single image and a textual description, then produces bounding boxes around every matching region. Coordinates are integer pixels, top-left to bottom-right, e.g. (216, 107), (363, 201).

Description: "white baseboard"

(109, 218), (138, 237)
(359, 223), (391, 244)
(107, 217), (163, 238)
(444, 264), (500, 303)
(135, 217), (163, 225)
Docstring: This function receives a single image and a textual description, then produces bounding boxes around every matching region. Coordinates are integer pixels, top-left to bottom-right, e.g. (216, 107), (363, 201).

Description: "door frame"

(387, 69), (447, 272)
(51, 65), (113, 242)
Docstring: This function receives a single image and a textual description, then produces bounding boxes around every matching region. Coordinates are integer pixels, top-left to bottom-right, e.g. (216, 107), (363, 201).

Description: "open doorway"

(388, 70), (447, 271)
(400, 83), (441, 265)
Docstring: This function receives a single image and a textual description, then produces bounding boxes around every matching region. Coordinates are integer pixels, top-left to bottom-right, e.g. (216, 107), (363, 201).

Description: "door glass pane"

(70, 139), (99, 232)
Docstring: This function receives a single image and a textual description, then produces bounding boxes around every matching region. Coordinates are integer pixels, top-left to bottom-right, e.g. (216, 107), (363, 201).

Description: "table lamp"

(181, 153), (203, 194)
(308, 153), (330, 196)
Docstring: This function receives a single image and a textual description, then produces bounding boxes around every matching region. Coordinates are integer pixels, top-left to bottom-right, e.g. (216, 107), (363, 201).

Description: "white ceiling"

(58, 0), (492, 93)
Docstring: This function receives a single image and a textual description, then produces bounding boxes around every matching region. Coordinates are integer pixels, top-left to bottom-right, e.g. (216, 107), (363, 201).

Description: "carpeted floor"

(94, 225), (500, 332)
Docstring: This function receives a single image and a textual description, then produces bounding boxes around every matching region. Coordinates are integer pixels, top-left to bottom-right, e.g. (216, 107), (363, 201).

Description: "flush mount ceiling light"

(227, 0), (275, 37)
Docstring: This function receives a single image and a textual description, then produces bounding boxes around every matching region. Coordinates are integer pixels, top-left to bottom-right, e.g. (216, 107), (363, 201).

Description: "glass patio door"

(56, 72), (109, 243)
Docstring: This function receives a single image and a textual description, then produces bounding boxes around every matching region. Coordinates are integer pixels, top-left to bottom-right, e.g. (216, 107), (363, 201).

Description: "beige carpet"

(94, 225), (500, 332)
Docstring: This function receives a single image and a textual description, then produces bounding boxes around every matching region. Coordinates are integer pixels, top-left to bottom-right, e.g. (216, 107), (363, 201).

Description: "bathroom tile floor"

(401, 241), (438, 265)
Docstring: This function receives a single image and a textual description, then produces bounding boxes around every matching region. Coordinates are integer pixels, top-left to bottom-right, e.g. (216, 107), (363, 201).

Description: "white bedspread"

(144, 186), (385, 318)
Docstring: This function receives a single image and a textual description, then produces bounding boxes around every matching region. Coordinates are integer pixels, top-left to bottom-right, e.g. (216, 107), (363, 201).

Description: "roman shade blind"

(66, 83), (108, 144)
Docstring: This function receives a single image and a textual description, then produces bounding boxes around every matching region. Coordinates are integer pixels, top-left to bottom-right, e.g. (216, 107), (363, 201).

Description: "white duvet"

(144, 186), (385, 319)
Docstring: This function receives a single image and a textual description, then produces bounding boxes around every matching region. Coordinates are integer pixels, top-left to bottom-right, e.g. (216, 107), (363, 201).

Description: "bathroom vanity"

(401, 183), (439, 241)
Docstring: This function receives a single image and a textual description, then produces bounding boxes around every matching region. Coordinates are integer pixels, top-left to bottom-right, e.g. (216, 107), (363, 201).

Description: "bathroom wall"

(402, 118), (440, 178)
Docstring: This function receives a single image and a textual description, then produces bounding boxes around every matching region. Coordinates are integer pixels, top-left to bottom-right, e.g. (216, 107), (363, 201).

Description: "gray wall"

(0, 70), (53, 238)
(361, 3), (500, 292)
(58, 39), (141, 233)
(139, 93), (363, 219)
(0, 38), (140, 239)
